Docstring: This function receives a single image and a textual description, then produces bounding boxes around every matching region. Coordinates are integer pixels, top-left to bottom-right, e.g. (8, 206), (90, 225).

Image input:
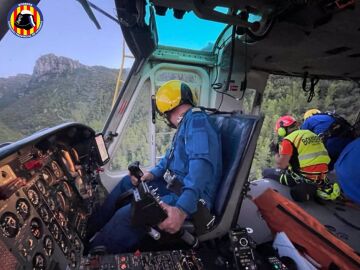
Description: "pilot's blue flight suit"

(88, 108), (222, 253)
(301, 114), (352, 169)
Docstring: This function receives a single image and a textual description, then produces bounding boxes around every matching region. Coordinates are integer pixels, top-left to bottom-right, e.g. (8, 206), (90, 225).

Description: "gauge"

(43, 236), (54, 256)
(62, 181), (73, 198)
(32, 253), (46, 270)
(39, 206), (50, 224)
(57, 211), (67, 227)
(36, 149), (44, 158)
(46, 197), (56, 211)
(62, 224), (72, 240)
(0, 212), (20, 238)
(27, 188), (40, 206)
(30, 218), (43, 239)
(59, 236), (69, 255)
(36, 179), (47, 196)
(69, 250), (77, 268)
(41, 167), (54, 184)
(49, 222), (60, 240)
(51, 161), (63, 178)
(16, 199), (31, 220)
(56, 191), (68, 211)
(73, 237), (81, 252)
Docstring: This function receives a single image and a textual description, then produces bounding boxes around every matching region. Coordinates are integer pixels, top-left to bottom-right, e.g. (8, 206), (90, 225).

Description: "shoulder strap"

(320, 113), (354, 141)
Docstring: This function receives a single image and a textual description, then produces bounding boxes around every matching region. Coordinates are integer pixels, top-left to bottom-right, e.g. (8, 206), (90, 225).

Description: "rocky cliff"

(33, 54), (84, 78)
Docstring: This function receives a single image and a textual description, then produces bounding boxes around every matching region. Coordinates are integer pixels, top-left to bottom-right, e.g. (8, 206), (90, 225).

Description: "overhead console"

(0, 123), (108, 270)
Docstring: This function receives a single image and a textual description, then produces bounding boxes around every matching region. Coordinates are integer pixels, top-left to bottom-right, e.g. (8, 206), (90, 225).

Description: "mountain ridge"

(0, 54), (124, 142)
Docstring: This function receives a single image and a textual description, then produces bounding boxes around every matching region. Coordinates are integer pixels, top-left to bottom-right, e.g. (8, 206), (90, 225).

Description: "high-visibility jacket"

(284, 129), (330, 169)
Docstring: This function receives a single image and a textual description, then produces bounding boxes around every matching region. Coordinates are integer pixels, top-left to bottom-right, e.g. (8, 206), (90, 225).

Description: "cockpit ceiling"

(246, 8), (360, 79)
(149, 0), (360, 80)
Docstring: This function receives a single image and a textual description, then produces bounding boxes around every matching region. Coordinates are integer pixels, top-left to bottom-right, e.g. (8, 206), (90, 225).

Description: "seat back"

(199, 112), (263, 241)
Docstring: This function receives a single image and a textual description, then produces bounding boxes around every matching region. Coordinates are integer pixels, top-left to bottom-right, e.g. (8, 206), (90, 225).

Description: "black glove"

(269, 141), (279, 154)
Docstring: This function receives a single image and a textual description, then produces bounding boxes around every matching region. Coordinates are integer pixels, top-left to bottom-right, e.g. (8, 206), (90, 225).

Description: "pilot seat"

(136, 112), (264, 250)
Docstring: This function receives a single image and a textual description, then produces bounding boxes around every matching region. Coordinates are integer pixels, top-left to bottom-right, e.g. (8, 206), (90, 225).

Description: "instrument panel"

(0, 123), (107, 270)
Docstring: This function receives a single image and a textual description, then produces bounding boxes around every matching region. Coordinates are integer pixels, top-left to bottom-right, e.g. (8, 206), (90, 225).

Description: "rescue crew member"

(263, 115), (340, 201)
(301, 109), (353, 170)
(87, 80), (222, 253)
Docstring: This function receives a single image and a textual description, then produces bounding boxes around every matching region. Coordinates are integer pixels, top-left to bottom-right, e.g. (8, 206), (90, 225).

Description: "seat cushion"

(210, 113), (259, 217)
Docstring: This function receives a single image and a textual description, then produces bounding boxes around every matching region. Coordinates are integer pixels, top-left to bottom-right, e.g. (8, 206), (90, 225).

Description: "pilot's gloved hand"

(158, 202), (187, 234)
(129, 171), (154, 186)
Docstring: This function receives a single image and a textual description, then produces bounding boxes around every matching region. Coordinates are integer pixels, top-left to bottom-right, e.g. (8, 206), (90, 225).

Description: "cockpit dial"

(47, 197), (56, 211)
(57, 211), (68, 227)
(43, 236), (54, 256)
(51, 161), (63, 179)
(60, 239), (69, 255)
(56, 191), (68, 212)
(49, 222), (60, 240)
(41, 167), (54, 184)
(36, 179), (47, 196)
(30, 218), (43, 239)
(39, 206), (50, 224)
(27, 188), (40, 206)
(32, 253), (46, 270)
(73, 237), (81, 252)
(69, 250), (77, 268)
(16, 199), (31, 220)
(0, 212), (20, 238)
(62, 181), (74, 198)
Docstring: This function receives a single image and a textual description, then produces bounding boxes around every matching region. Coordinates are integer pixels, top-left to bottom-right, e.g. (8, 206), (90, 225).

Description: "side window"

(154, 70), (203, 160)
(155, 116), (174, 162)
(242, 88), (257, 114)
(109, 80), (151, 171)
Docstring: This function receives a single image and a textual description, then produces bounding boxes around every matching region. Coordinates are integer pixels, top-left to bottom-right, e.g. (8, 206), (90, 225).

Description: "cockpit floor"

(238, 179), (360, 254)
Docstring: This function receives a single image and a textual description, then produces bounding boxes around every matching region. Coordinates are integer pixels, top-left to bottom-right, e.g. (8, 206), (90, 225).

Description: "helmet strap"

(177, 116), (183, 124)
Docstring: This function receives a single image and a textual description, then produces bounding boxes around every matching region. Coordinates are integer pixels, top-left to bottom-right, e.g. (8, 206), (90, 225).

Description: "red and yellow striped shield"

(7, 3), (43, 38)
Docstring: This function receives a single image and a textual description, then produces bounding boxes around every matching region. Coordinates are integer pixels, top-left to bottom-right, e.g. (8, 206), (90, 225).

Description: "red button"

(24, 160), (42, 170)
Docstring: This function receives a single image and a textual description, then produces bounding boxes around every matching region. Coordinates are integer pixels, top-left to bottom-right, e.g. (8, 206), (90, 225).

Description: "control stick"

(129, 161), (198, 247)
(128, 161), (144, 185)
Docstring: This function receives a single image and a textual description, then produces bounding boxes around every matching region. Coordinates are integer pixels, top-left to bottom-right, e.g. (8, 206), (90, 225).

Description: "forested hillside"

(0, 54), (120, 143)
(0, 54), (358, 179)
(249, 75), (360, 180)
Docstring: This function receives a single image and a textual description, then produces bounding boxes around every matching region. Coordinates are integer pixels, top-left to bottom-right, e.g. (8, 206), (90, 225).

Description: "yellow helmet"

(155, 80), (196, 115)
(304, 109), (321, 120)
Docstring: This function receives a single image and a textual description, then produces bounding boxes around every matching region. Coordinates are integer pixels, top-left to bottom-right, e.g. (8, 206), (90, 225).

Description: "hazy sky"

(0, 0), (132, 77)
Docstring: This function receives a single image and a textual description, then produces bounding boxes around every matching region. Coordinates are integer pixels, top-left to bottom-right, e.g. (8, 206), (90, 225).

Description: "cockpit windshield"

(153, 10), (225, 51)
(152, 8), (261, 51)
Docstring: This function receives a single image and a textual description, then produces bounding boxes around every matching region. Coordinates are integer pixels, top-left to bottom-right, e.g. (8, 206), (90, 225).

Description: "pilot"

(87, 80), (222, 253)
(301, 109), (354, 170)
(262, 115), (340, 201)
(15, 10), (36, 30)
